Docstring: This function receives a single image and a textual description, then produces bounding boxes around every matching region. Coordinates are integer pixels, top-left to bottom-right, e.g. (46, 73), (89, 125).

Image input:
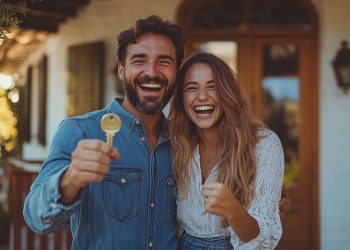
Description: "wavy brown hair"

(169, 52), (264, 218)
(117, 15), (186, 69)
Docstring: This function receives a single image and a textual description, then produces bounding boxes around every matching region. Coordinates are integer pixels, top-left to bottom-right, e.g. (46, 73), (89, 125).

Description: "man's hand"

(279, 184), (292, 218)
(60, 139), (120, 204)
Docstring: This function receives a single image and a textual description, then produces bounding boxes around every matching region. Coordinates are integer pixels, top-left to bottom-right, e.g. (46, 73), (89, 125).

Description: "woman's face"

(182, 63), (223, 131)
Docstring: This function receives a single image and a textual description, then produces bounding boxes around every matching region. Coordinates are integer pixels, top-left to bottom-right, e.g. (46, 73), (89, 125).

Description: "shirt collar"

(193, 144), (220, 177)
(106, 98), (170, 141)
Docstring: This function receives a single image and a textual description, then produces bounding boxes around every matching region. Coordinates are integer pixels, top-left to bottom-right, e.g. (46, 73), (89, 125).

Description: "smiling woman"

(182, 63), (222, 131)
(169, 51), (284, 249)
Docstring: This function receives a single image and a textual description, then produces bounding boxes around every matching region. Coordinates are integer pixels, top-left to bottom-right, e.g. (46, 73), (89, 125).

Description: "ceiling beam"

(26, 1), (80, 17)
(26, 9), (70, 21)
(19, 21), (58, 32)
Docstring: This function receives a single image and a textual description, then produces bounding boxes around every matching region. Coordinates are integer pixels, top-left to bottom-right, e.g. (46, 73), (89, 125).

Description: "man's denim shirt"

(23, 99), (178, 250)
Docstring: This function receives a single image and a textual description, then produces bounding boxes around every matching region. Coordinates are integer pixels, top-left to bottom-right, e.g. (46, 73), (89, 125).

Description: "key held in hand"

(101, 113), (121, 147)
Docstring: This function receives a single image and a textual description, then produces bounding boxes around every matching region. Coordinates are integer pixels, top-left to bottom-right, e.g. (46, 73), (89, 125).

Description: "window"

(67, 42), (104, 117)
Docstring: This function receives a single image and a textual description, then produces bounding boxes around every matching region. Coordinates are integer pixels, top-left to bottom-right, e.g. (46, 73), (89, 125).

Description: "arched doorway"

(177, 1), (319, 249)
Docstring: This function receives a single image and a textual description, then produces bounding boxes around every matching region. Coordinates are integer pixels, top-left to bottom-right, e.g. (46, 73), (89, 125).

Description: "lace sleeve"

(229, 130), (285, 249)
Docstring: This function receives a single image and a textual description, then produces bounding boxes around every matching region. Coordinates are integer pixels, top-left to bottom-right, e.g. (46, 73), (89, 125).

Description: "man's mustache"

(135, 75), (168, 86)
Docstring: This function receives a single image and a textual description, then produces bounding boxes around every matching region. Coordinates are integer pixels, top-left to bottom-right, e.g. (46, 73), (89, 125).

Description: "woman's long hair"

(169, 52), (264, 225)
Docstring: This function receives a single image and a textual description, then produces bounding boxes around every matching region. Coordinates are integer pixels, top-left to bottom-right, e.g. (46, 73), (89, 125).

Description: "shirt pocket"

(165, 175), (176, 224)
(104, 168), (143, 221)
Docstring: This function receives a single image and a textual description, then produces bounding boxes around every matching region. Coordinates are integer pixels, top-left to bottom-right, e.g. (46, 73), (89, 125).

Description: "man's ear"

(117, 62), (124, 80)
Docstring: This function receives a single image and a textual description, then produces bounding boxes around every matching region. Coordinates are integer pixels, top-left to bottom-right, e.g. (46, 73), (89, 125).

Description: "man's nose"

(144, 62), (158, 77)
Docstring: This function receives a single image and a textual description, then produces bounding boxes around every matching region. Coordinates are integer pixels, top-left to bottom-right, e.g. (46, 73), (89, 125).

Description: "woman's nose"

(198, 87), (208, 100)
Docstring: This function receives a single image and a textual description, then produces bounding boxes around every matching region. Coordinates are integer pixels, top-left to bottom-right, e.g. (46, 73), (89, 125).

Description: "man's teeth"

(140, 83), (162, 89)
(194, 105), (214, 111)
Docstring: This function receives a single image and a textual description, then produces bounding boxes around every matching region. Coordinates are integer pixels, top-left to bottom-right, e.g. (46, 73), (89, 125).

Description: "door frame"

(251, 37), (319, 249)
(177, 1), (319, 248)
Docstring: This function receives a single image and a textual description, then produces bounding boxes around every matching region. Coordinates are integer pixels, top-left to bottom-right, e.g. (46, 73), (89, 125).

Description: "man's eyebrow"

(130, 53), (146, 60)
(129, 54), (175, 63)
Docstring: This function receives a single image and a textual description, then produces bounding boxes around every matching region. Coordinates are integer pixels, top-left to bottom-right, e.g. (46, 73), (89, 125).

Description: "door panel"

(256, 42), (302, 189)
(254, 38), (314, 250)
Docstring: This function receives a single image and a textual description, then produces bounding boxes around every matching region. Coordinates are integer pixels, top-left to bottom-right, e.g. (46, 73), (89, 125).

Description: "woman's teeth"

(194, 105), (214, 114)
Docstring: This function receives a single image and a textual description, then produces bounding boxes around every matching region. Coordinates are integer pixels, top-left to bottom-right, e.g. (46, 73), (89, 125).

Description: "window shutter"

(67, 42), (104, 117)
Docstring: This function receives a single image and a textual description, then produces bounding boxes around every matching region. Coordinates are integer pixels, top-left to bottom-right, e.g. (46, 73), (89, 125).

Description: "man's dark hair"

(117, 15), (186, 69)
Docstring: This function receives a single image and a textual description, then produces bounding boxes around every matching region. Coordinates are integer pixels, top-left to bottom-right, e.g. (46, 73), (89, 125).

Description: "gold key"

(101, 113), (121, 147)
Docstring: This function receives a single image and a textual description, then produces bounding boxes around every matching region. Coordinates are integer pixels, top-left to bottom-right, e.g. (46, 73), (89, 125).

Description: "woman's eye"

(184, 86), (197, 91)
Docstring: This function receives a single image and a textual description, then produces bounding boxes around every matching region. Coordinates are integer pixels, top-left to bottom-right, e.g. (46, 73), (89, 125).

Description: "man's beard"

(123, 75), (175, 115)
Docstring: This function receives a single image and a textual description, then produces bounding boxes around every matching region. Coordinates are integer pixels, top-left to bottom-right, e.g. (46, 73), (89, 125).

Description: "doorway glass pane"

(192, 41), (238, 73)
(261, 44), (300, 185)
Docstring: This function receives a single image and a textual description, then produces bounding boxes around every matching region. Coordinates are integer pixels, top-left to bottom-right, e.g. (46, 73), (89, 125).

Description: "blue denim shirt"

(23, 99), (177, 250)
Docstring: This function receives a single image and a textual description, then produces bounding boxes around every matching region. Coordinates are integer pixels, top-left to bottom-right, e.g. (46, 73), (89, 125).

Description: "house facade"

(2, 0), (350, 249)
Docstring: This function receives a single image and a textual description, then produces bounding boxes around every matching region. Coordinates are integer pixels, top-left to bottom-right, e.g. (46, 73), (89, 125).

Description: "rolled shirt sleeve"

(23, 119), (85, 234)
(229, 131), (285, 249)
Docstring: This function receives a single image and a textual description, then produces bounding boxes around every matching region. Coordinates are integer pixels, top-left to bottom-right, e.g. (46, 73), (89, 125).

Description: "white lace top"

(176, 130), (284, 249)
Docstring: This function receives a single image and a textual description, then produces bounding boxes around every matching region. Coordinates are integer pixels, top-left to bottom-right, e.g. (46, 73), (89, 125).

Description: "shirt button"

(121, 177), (127, 184)
(141, 136), (145, 141)
(148, 242), (153, 247)
(150, 202), (155, 208)
(135, 119), (139, 124)
(42, 217), (53, 225)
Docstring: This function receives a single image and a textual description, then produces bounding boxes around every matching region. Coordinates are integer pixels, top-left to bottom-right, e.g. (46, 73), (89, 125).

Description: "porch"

(5, 159), (71, 250)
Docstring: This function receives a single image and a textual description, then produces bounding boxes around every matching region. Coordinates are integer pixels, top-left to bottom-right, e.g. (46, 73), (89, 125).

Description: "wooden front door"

(178, 1), (319, 248)
(186, 36), (319, 249)
(251, 38), (319, 250)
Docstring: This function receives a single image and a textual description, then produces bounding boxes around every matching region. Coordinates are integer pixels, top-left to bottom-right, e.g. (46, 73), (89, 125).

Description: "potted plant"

(0, 0), (37, 46)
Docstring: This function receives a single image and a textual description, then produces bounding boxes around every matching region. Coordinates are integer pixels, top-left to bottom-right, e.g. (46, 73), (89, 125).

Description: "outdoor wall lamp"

(332, 40), (350, 93)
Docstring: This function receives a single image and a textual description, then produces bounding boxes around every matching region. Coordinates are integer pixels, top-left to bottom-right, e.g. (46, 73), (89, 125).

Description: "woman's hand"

(201, 182), (239, 219)
(202, 182), (260, 242)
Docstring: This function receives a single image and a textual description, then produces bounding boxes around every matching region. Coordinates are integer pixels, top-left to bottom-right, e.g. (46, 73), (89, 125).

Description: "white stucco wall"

(314, 0), (350, 249)
(21, 0), (181, 159)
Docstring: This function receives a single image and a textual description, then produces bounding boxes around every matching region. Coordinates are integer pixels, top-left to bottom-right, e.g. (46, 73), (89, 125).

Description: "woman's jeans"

(178, 232), (233, 250)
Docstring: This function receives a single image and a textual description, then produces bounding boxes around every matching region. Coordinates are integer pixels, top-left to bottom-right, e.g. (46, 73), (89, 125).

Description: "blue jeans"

(178, 232), (233, 250)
